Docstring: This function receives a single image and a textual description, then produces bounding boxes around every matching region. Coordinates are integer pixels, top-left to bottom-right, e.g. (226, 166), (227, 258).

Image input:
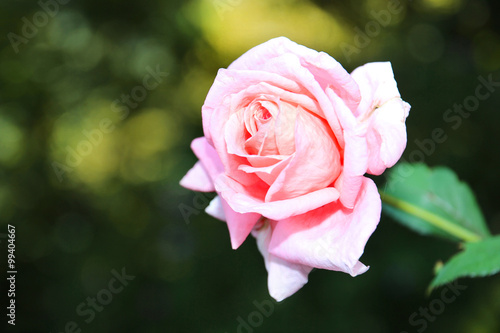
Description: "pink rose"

(181, 37), (410, 301)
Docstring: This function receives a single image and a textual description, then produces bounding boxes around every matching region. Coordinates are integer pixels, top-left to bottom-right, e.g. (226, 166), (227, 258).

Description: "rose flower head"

(181, 37), (410, 301)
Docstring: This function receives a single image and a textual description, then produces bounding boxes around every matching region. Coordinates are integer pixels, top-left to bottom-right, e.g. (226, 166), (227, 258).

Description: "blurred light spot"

(418, 0), (464, 15)
(52, 213), (94, 254)
(44, 64), (92, 109)
(175, 67), (216, 120)
(64, 34), (104, 71)
(0, 115), (24, 166)
(129, 157), (163, 182)
(120, 108), (177, 183)
(407, 24), (444, 63)
(50, 100), (120, 186)
(47, 11), (92, 54)
(123, 109), (174, 158)
(473, 30), (500, 71)
(363, 0), (406, 26)
(184, 0), (347, 61)
(109, 37), (173, 80)
(458, 0), (490, 30)
(46, 10), (102, 71)
(130, 39), (173, 81)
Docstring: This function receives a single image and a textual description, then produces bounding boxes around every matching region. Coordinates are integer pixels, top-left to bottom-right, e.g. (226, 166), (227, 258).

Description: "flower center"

(256, 106), (272, 122)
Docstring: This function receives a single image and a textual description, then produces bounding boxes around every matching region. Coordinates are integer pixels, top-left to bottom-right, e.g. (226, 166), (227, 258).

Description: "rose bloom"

(181, 37), (410, 301)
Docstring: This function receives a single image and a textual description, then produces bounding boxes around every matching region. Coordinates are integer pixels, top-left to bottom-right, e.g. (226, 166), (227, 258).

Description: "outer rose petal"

(220, 196), (261, 249)
(228, 37), (361, 113)
(351, 62), (401, 117)
(205, 196), (225, 221)
(334, 131), (368, 209)
(326, 87), (368, 209)
(190, 137), (224, 180)
(180, 137), (261, 249)
(350, 62), (410, 175)
(205, 195), (261, 249)
(215, 174), (340, 220)
(252, 221), (313, 302)
(365, 98), (410, 175)
(268, 177), (380, 275)
(180, 161), (215, 192)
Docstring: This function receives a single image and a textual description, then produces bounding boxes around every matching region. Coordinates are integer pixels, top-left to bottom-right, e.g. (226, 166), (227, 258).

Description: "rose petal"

(204, 72), (302, 186)
(220, 196), (261, 250)
(238, 155), (293, 186)
(203, 70), (305, 146)
(215, 174), (340, 220)
(365, 98), (410, 175)
(256, 52), (345, 148)
(252, 221), (312, 302)
(227, 37), (364, 146)
(204, 192), (262, 250)
(190, 137), (225, 181)
(180, 161), (215, 192)
(228, 37), (361, 112)
(268, 177), (380, 275)
(266, 107), (341, 201)
(351, 62), (402, 117)
(325, 87), (368, 208)
(183, 137), (261, 248)
(335, 131), (369, 209)
(273, 100), (299, 155)
(205, 196), (225, 221)
(350, 62), (410, 175)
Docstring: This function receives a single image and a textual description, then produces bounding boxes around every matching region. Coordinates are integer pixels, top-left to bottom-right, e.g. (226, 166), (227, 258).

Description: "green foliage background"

(0, 0), (499, 332)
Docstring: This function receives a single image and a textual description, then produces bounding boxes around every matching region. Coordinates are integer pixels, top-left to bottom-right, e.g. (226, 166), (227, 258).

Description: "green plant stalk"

(380, 191), (482, 243)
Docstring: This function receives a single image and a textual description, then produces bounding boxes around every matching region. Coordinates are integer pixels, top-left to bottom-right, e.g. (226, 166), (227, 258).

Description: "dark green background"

(1, 0), (499, 332)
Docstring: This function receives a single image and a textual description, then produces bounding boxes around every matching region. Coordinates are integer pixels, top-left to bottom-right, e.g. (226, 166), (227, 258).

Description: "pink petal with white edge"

(269, 177), (381, 275)
(350, 62), (402, 118)
(365, 98), (410, 175)
(205, 196), (225, 221)
(180, 161), (215, 192)
(350, 62), (410, 175)
(190, 137), (224, 181)
(252, 221), (312, 302)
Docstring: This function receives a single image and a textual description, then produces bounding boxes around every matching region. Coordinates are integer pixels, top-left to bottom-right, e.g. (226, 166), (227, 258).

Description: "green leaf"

(380, 163), (490, 243)
(430, 235), (500, 290)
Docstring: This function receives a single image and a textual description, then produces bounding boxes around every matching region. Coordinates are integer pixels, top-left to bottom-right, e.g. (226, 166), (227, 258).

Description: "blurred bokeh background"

(1, 0), (500, 332)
